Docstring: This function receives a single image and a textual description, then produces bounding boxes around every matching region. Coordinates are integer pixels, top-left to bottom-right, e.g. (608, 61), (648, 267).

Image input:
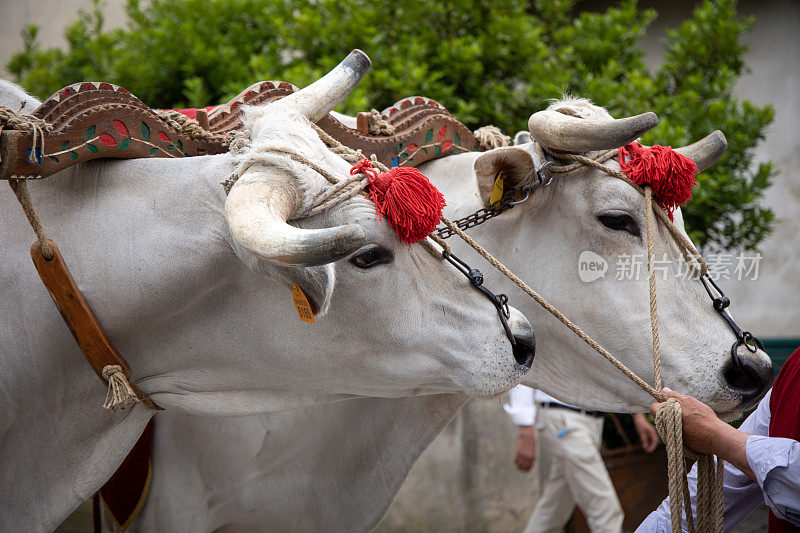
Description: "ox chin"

(460, 361), (533, 399)
(705, 385), (769, 422)
(717, 410), (746, 423)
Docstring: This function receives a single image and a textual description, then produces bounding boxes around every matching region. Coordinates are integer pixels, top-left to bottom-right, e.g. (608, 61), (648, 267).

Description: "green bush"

(7, 0), (774, 250)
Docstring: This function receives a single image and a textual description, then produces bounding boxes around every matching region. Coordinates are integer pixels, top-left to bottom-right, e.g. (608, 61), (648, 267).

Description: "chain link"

(434, 199), (513, 239)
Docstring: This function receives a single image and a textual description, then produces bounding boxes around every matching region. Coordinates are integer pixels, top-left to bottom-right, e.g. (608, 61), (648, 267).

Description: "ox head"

(460, 98), (771, 416)
(216, 51), (534, 412)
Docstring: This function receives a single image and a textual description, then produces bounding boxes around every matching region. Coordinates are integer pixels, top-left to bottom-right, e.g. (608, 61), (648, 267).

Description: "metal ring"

(740, 331), (759, 353)
(508, 188), (532, 206)
(537, 160), (555, 188)
(497, 293), (511, 318)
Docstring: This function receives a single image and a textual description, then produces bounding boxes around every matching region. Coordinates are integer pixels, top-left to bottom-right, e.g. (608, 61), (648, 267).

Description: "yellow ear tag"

(292, 283), (316, 323)
(489, 171), (504, 205)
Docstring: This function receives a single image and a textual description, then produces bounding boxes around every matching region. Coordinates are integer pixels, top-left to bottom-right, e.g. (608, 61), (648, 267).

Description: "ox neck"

(0, 155), (235, 529)
(138, 393), (469, 531)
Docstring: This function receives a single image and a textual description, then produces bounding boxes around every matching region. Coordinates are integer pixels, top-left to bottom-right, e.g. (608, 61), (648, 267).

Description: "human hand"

(650, 388), (753, 479)
(514, 426), (536, 472)
(650, 388), (725, 455)
(633, 412), (659, 453)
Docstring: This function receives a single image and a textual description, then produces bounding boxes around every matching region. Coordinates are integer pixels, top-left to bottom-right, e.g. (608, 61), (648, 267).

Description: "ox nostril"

(506, 307), (534, 370)
(512, 333), (535, 370)
(723, 355), (774, 404)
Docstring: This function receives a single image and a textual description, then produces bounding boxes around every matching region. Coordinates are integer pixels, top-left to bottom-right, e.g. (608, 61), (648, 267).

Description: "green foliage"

(7, 0), (774, 250)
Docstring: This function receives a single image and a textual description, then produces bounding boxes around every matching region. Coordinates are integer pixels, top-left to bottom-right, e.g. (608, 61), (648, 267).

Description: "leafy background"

(7, 0), (774, 250)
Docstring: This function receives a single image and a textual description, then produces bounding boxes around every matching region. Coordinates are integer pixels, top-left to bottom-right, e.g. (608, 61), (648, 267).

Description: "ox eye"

(597, 213), (640, 237)
(350, 246), (393, 269)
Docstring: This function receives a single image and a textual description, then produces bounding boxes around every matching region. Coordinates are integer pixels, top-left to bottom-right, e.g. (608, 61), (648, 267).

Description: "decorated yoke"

(0, 80), (481, 181)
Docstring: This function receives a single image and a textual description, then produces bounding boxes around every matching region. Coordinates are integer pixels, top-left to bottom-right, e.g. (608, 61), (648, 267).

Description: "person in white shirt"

(505, 385), (658, 533)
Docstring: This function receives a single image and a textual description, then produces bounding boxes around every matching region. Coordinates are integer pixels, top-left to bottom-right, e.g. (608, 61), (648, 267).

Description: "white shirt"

(637, 389), (800, 531)
(503, 385), (577, 426)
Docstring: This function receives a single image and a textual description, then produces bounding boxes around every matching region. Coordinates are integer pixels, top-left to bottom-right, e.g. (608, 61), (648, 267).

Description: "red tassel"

(618, 142), (698, 221)
(352, 160), (446, 244)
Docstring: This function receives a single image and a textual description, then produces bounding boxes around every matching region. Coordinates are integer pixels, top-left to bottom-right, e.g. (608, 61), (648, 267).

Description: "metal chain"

(433, 148), (553, 239)
(434, 199), (514, 239)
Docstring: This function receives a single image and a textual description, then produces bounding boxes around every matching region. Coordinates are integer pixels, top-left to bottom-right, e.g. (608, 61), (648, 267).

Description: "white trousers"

(522, 406), (623, 533)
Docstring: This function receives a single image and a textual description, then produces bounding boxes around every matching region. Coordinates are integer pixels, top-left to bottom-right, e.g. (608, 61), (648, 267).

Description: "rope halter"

(529, 141), (742, 533)
(435, 135), (746, 533)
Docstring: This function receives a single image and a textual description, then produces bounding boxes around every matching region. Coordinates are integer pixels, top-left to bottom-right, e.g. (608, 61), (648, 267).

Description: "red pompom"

(618, 142), (698, 221)
(353, 160), (446, 244)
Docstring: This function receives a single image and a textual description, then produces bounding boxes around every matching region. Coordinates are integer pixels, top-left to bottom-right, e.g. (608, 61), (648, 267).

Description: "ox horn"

(674, 130), (727, 172)
(282, 49), (372, 122)
(527, 110), (659, 152)
(225, 175), (367, 266)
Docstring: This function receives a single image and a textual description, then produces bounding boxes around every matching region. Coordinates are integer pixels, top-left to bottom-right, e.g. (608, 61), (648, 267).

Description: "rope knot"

(367, 109), (395, 136)
(350, 158), (379, 180)
(473, 125), (511, 151)
(101, 365), (139, 411)
(0, 105), (53, 133)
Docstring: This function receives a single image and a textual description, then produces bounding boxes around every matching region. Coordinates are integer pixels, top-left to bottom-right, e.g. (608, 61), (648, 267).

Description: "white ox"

(0, 52), (537, 531)
(114, 99), (774, 532)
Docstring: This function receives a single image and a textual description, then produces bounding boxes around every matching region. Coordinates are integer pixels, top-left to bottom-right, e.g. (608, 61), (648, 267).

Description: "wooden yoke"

(0, 82), (227, 181)
(207, 82), (481, 167)
(0, 81), (481, 182)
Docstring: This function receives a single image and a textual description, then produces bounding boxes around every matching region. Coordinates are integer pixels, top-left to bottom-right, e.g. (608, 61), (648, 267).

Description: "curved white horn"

(674, 130), (727, 172)
(282, 49), (372, 122)
(528, 110), (658, 152)
(225, 175), (367, 266)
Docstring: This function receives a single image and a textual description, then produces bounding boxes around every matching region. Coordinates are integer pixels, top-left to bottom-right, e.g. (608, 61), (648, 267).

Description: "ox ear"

(284, 263), (337, 317)
(229, 239), (337, 317)
(474, 147), (535, 206)
(513, 131), (532, 146)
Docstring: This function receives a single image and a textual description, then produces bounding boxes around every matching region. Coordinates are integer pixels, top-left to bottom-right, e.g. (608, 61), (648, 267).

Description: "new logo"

(578, 251), (608, 283)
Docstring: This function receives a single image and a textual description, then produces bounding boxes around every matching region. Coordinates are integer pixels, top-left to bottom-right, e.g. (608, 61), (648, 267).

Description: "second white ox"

(0, 51), (536, 531)
(117, 101), (773, 531)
